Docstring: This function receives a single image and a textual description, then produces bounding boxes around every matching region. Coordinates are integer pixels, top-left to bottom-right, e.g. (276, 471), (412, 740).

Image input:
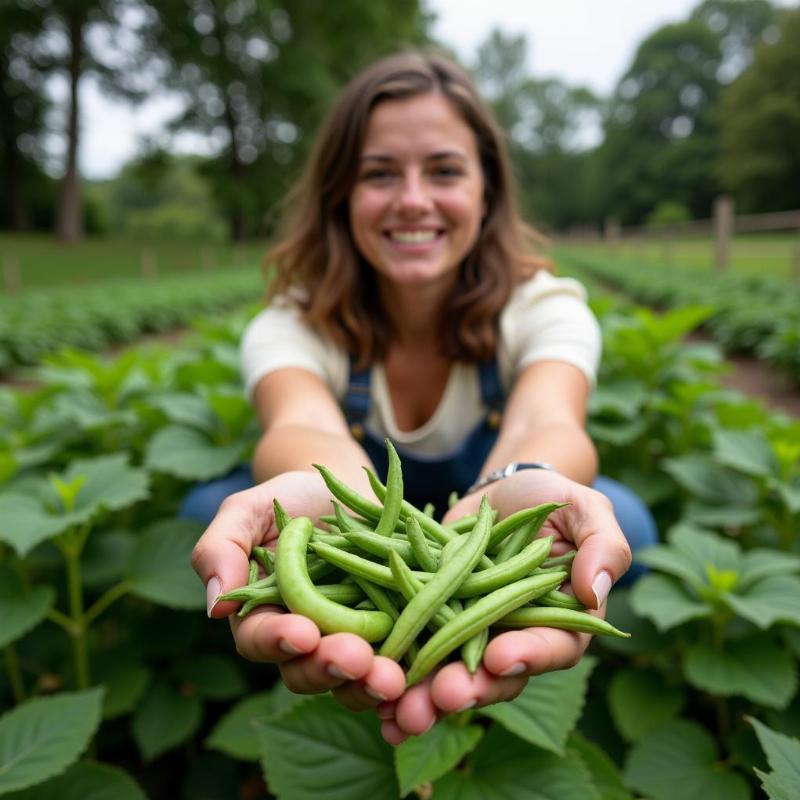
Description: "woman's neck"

(377, 277), (454, 350)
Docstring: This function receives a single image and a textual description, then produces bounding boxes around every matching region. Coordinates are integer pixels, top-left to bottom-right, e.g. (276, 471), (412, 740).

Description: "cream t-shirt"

(240, 271), (601, 458)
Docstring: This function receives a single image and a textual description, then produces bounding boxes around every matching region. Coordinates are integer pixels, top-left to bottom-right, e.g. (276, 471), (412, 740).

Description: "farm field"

(0, 234), (269, 291)
(555, 233), (800, 281)
(1, 274), (798, 799)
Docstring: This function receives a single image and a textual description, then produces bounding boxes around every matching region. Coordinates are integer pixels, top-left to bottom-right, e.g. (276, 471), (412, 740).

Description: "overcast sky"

(77, 0), (706, 179)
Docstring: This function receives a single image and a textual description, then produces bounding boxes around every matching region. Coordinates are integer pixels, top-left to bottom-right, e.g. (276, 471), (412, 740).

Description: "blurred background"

(1, 0), (799, 289)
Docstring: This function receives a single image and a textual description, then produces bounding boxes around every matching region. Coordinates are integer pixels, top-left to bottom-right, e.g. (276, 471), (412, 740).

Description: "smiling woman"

(187, 49), (657, 748)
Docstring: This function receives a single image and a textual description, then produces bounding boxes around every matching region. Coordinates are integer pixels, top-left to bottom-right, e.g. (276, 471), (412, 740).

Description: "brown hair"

(265, 49), (551, 367)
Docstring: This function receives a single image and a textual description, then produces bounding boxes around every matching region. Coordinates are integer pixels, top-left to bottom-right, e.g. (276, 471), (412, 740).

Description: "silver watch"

(466, 462), (555, 496)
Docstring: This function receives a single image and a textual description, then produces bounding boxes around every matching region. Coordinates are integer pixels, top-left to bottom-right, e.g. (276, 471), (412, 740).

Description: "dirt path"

(717, 352), (800, 418)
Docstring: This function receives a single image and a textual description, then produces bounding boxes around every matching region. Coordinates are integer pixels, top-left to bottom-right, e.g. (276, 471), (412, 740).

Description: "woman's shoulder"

(506, 269), (589, 311)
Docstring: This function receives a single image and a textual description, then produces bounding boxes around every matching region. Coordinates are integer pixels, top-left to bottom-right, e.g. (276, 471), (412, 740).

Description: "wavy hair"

(265, 49), (551, 367)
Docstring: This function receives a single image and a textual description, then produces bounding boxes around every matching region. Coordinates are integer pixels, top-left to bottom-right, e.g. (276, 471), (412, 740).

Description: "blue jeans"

(180, 467), (656, 585)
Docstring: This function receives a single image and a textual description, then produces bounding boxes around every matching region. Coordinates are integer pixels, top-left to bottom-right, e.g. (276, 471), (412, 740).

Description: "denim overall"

(344, 357), (505, 518)
(180, 357), (658, 582)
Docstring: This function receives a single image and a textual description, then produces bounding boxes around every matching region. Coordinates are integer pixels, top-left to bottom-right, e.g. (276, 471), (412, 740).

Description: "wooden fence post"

(141, 248), (157, 279)
(2, 255), (21, 294)
(713, 195), (734, 273)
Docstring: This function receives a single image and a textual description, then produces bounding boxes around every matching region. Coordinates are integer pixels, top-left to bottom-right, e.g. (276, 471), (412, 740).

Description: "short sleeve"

(499, 271), (602, 387)
(239, 301), (348, 402)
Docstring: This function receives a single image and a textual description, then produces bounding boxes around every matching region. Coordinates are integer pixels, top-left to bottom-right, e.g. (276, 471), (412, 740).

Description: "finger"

(191, 485), (277, 618)
(429, 661), (527, 714)
(394, 680), (439, 736)
(481, 627), (590, 678)
(279, 632), (373, 694)
(381, 719), (409, 746)
(332, 656), (407, 712)
(230, 608), (320, 662)
(565, 491), (632, 609)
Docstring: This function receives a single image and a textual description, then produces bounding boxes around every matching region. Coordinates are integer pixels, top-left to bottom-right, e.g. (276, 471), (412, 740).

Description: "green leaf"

(669, 524), (741, 575)
(175, 654), (246, 700)
(748, 716), (800, 800)
(0, 492), (79, 556)
(623, 720), (750, 800)
(479, 658), (594, 755)
(630, 574), (712, 631)
(145, 425), (246, 480)
(589, 379), (648, 418)
(635, 545), (706, 593)
(81, 530), (136, 588)
(662, 454), (758, 507)
(131, 681), (203, 762)
(588, 418), (647, 446)
(598, 587), (673, 656)
(0, 565), (55, 648)
(206, 683), (306, 762)
(99, 664), (150, 720)
(126, 518), (205, 610)
(395, 719), (483, 797)
(59, 454), (149, 519)
(684, 636), (798, 709)
(724, 575), (800, 628)
(738, 550), (800, 592)
(713, 428), (779, 478)
(148, 393), (217, 432)
(2, 761), (147, 800)
(256, 694), (398, 800)
(568, 733), (633, 800)
(607, 669), (685, 741)
(0, 688), (104, 794)
(777, 480), (800, 514)
(432, 724), (599, 799)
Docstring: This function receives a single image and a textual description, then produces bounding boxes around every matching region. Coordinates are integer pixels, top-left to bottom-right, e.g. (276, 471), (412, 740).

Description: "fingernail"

(421, 717), (437, 734)
(206, 576), (222, 617)
(279, 639), (302, 655)
(592, 570), (613, 609)
(500, 662), (526, 677)
(365, 686), (387, 702)
(455, 699), (477, 713)
(327, 664), (357, 680)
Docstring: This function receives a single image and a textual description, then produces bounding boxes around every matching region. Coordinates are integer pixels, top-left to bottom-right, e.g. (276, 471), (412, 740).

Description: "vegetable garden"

(1, 257), (799, 799)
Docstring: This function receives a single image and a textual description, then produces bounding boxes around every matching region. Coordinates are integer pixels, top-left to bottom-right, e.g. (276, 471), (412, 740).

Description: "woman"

(190, 50), (652, 745)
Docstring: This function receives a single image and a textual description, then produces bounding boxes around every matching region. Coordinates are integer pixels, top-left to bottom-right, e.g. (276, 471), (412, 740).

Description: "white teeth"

(389, 230), (437, 243)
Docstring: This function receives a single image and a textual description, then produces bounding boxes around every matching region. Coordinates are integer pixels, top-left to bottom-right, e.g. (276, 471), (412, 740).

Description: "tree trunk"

(56, 10), (84, 243)
(3, 138), (30, 231)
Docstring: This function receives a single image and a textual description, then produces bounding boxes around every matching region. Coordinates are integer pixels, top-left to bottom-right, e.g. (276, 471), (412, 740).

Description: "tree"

(0, 4), (52, 230)
(717, 8), (800, 212)
(139, 0), (430, 242)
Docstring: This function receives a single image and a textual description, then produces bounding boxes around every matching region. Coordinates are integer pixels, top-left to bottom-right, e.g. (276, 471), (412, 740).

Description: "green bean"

(351, 576), (401, 622)
(330, 502), (371, 533)
(374, 439), (403, 537)
(448, 491), (459, 509)
(495, 519), (537, 564)
(443, 535), (554, 598)
(379, 497), (493, 662)
(535, 589), (585, 611)
(487, 502), (566, 552)
(275, 516), (392, 642)
(423, 502), (435, 518)
(247, 559), (259, 585)
(314, 463), (384, 523)
(311, 531), (355, 549)
(341, 530), (416, 565)
(406, 570), (568, 685)
(494, 606), (630, 638)
(444, 512), (480, 533)
(273, 498), (291, 531)
(460, 597), (488, 674)
(406, 515), (438, 572)
(309, 541), (397, 589)
(541, 550), (577, 571)
(235, 582), (364, 615)
(252, 546), (275, 575)
(387, 550), (454, 628)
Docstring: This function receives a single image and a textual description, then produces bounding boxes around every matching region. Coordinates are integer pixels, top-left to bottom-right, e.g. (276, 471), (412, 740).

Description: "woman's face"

(349, 92), (485, 292)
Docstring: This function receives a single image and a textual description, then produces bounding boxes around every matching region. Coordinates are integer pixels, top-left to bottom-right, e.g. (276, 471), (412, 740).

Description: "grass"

(0, 234), (270, 293)
(554, 232), (800, 281)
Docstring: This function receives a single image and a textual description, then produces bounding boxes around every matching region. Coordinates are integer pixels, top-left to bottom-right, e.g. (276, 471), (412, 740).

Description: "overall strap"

(342, 355), (372, 438)
(477, 357), (505, 430)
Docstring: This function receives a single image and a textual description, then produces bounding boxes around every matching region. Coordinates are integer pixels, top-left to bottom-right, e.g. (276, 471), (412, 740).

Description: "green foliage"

(646, 200), (692, 226)
(718, 8), (800, 211)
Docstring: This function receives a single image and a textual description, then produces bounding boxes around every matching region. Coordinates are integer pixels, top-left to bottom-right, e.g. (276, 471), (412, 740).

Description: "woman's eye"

(432, 165), (463, 179)
(361, 169), (395, 181)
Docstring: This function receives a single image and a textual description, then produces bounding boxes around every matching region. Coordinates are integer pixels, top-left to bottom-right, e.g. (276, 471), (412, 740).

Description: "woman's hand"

(376, 468), (632, 744)
(191, 470), (406, 713)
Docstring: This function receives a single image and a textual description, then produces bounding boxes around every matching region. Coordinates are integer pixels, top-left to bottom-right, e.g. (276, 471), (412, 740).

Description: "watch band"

(466, 462), (556, 496)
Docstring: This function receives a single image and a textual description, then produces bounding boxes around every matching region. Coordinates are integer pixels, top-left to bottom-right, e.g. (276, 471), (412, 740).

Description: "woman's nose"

(396, 172), (433, 214)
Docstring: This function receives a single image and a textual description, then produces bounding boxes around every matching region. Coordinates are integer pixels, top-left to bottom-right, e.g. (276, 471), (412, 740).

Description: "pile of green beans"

(218, 441), (629, 684)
